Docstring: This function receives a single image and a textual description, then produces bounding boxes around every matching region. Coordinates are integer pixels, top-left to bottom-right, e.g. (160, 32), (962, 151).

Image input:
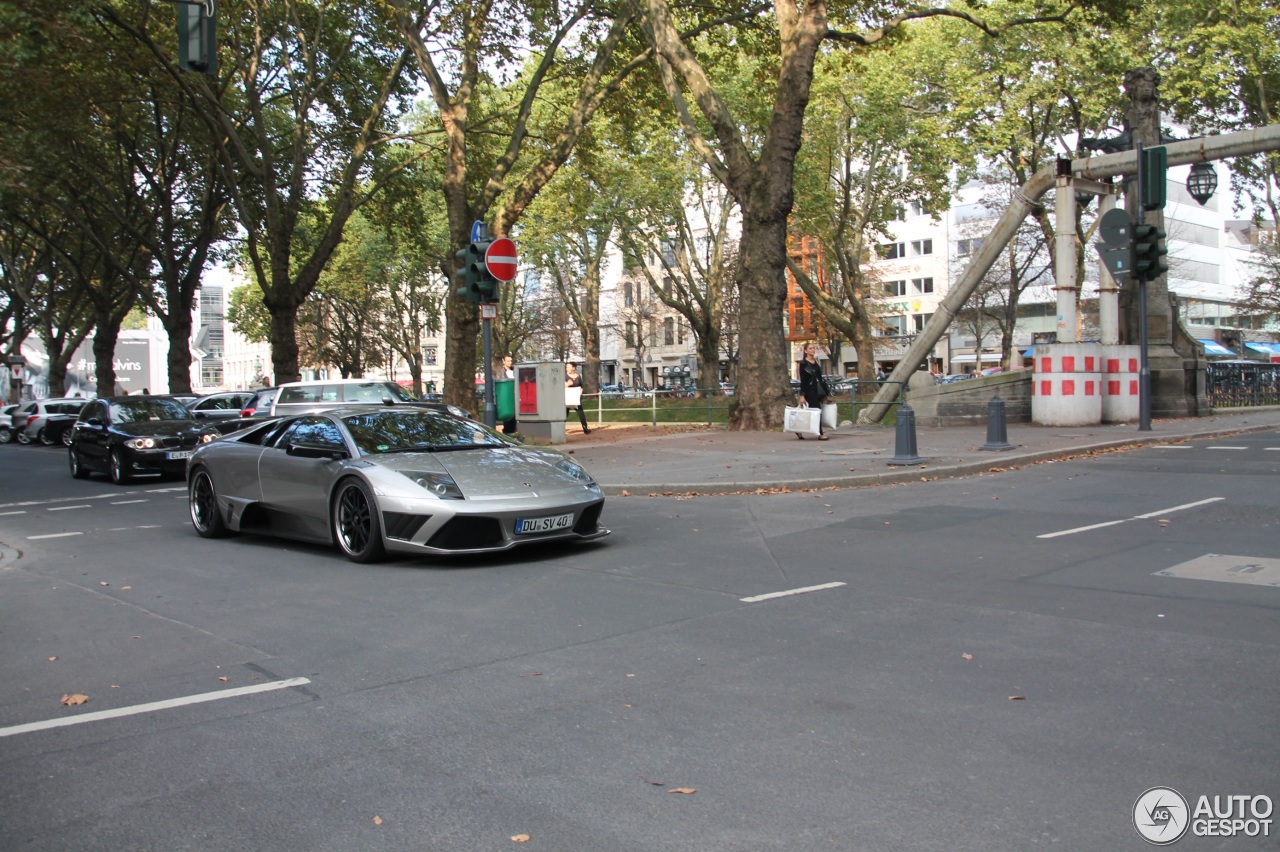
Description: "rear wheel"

(109, 448), (132, 484)
(69, 447), (90, 479)
(38, 428), (52, 446)
(332, 479), (385, 563)
(0, 427), (10, 444)
(17, 429), (30, 445)
(61, 428), (74, 447)
(188, 468), (228, 538)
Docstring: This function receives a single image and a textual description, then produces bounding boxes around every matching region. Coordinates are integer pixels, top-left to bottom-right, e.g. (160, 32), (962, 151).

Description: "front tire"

(69, 447), (90, 479)
(0, 427), (11, 444)
(109, 448), (132, 484)
(188, 468), (228, 538)
(332, 479), (385, 563)
(61, 428), (74, 447)
(38, 428), (52, 446)
(17, 429), (30, 445)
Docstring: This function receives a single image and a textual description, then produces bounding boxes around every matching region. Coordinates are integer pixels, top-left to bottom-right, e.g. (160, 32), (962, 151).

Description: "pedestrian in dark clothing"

(565, 362), (590, 434)
(797, 343), (828, 440)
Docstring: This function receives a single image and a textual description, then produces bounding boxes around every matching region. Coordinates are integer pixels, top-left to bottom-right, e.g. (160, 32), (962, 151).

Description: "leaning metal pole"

(860, 123), (1280, 423)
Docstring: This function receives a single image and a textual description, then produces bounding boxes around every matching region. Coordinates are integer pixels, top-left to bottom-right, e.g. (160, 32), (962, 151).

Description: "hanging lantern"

(1186, 162), (1218, 206)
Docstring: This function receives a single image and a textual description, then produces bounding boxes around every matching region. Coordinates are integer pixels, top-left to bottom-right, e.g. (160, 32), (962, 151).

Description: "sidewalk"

(559, 409), (1280, 496)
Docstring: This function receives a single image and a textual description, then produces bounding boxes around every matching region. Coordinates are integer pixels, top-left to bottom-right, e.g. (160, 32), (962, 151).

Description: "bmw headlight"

(401, 471), (464, 500)
(125, 437), (157, 450)
(555, 459), (596, 485)
(200, 432), (215, 443)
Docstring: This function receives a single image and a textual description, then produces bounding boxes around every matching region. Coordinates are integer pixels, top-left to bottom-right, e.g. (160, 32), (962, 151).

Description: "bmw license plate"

(166, 450), (193, 460)
(516, 512), (573, 534)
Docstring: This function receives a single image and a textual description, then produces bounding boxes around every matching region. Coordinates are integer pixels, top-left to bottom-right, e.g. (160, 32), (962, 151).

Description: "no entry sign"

(484, 238), (518, 281)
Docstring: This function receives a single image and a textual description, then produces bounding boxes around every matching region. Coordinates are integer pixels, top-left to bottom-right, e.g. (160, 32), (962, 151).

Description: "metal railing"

(1207, 362), (1280, 408)
(578, 382), (905, 427)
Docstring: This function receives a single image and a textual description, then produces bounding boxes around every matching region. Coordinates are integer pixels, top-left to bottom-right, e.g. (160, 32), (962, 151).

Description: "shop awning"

(1197, 339), (1236, 357)
(1245, 341), (1280, 356)
(949, 354), (1003, 364)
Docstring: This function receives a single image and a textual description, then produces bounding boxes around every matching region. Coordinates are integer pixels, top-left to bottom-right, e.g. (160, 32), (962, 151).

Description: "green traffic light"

(1131, 223), (1168, 282)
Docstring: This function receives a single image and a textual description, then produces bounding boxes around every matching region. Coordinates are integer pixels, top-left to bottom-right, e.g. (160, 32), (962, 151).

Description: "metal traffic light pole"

(1134, 141), (1152, 432)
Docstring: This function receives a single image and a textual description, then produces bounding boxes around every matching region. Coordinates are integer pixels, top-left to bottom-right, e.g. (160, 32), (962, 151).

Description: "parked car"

(11, 398), (85, 445)
(719, 382), (735, 396)
(0, 403), (19, 444)
(68, 396), (215, 484)
(23, 399), (88, 446)
(186, 407), (609, 563)
(979, 367), (1004, 377)
(269, 379), (471, 420)
(239, 387), (279, 418)
(187, 391), (256, 421)
(600, 384), (625, 399)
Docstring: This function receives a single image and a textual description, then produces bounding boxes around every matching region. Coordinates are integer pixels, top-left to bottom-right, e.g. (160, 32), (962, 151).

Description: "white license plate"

(166, 450), (193, 460)
(515, 512), (573, 534)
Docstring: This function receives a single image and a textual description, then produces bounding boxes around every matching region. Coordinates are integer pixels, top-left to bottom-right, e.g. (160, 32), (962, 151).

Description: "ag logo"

(1134, 786), (1190, 844)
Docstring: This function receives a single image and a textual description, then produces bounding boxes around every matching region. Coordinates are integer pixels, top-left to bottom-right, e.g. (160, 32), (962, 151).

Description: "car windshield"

(342, 409), (510, 455)
(109, 398), (190, 423)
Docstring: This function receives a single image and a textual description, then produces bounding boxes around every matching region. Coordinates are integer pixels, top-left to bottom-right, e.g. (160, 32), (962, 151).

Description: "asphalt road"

(1, 435), (1277, 851)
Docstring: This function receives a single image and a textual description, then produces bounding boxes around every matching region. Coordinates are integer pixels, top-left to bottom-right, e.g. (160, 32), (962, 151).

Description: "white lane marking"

(49, 505), (91, 511)
(740, 582), (846, 603)
(0, 677), (312, 739)
(1207, 446), (1248, 450)
(27, 532), (83, 540)
(1154, 445), (1192, 449)
(110, 500), (148, 505)
(137, 525), (161, 529)
(1039, 497), (1226, 539)
(1267, 448), (1280, 451)
(146, 487), (186, 493)
(0, 510), (27, 516)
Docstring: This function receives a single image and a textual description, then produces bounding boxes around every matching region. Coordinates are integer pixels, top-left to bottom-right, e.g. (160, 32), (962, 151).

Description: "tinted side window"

(277, 417), (344, 449)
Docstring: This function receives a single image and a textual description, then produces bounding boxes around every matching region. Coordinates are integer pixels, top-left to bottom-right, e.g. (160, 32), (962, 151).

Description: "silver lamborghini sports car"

(186, 407), (609, 562)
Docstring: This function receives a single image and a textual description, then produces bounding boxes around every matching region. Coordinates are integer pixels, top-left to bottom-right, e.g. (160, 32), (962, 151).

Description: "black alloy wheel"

(109, 448), (132, 484)
(69, 447), (90, 479)
(38, 428), (52, 446)
(61, 429), (74, 447)
(332, 479), (385, 563)
(188, 468), (228, 538)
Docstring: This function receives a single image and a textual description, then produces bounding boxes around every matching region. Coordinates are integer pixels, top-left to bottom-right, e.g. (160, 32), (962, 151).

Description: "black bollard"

(979, 393), (1014, 451)
(888, 402), (924, 465)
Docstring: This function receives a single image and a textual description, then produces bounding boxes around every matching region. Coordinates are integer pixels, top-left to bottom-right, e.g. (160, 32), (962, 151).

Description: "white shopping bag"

(821, 402), (838, 429)
(784, 404), (821, 438)
(565, 386), (583, 407)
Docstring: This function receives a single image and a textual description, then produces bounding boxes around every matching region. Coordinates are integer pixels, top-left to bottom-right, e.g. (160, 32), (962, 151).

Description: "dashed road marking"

(27, 532), (83, 540)
(0, 677), (313, 738)
(1038, 497), (1226, 539)
(49, 505), (91, 511)
(741, 582), (846, 603)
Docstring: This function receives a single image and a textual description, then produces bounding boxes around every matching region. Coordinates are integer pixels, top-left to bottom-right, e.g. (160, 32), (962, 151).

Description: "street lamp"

(1186, 162), (1218, 206)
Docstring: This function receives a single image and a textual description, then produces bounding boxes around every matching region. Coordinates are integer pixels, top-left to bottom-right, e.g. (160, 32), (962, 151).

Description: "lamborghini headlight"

(402, 470), (464, 500)
(555, 458), (595, 485)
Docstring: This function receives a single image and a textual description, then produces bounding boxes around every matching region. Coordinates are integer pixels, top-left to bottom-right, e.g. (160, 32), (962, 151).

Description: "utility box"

(515, 362), (566, 443)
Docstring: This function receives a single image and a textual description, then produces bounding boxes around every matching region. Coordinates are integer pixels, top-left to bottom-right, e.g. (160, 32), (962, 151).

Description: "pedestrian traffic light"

(176, 0), (217, 75)
(1131, 223), (1169, 282)
(1140, 146), (1167, 211)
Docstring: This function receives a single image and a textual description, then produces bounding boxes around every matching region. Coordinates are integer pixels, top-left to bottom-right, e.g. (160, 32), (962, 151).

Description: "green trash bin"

(495, 378), (515, 422)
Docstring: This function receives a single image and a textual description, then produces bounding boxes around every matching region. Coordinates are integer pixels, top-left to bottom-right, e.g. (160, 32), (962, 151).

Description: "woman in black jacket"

(797, 343), (828, 440)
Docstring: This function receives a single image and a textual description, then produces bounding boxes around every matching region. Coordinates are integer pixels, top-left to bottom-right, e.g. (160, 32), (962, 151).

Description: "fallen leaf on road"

(669, 788), (697, 794)
(48, 657), (57, 661)
(511, 834), (530, 842)
(962, 653), (973, 660)
(218, 676), (229, 682)
(1008, 695), (1026, 701)
(99, 582), (109, 586)
(620, 490), (630, 497)
(626, 673), (636, 678)
(522, 672), (543, 677)
(61, 693), (89, 706)
(121, 586), (131, 590)
(641, 777), (664, 786)
(373, 816), (382, 826)
(132, 636), (141, 639)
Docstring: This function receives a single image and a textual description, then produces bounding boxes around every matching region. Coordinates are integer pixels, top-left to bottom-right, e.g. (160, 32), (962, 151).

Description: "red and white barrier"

(1031, 343), (1102, 426)
(1101, 345), (1140, 423)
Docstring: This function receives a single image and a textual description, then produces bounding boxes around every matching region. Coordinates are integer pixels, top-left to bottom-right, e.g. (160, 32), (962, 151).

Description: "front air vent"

(573, 503), (603, 535)
(383, 511), (430, 541)
(426, 516), (504, 550)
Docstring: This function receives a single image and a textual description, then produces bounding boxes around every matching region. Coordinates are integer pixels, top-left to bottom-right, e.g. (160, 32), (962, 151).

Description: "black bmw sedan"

(69, 396), (215, 484)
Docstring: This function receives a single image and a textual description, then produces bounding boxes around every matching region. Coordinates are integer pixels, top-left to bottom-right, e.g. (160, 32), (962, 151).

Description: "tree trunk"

(92, 313), (124, 396)
(728, 212), (792, 429)
(268, 305), (299, 386)
(444, 294), (480, 412)
(164, 306), (194, 393)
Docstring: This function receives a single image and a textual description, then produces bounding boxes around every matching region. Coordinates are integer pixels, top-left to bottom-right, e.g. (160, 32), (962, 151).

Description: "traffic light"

(1094, 208), (1134, 280)
(1140, 146), (1167, 211)
(176, 1), (217, 75)
(454, 241), (500, 304)
(1131, 223), (1169, 282)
